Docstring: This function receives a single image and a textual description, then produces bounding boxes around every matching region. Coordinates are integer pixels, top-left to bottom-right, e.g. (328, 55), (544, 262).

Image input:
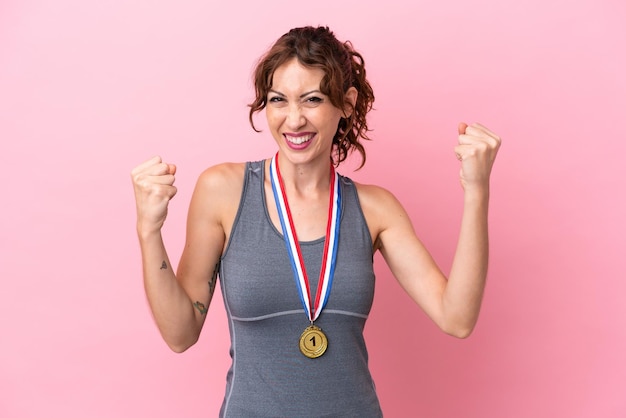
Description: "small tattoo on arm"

(160, 261), (167, 270)
(194, 301), (208, 315)
(209, 262), (219, 294)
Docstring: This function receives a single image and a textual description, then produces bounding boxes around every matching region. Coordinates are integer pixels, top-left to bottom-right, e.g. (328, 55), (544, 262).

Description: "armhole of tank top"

(341, 175), (375, 256)
(220, 161), (252, 260)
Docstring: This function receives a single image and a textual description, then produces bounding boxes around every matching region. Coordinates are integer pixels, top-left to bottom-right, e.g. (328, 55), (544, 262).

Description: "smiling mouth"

(284, 133), (314, 145)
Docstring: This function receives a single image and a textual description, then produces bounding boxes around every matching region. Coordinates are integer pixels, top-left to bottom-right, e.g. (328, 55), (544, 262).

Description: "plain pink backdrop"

(1, 0), (625, 417)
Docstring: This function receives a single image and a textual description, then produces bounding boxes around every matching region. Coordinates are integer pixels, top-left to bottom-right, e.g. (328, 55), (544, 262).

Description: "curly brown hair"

(249, 26), (375, 168)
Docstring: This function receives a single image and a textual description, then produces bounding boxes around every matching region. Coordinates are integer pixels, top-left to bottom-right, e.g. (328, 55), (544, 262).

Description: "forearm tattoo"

(193, 301), (208, 315)
(160, 260), (167, 270)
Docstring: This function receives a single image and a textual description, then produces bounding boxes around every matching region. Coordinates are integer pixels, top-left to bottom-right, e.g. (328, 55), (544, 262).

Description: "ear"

(343, 87), (358, 118)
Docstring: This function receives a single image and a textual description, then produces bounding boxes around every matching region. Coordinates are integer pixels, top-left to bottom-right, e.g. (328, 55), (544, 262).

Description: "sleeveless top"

(219, 160), (382, 417)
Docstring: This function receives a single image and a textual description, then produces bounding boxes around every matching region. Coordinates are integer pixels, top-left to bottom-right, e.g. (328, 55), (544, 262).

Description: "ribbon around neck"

(269, 153), (341, 322)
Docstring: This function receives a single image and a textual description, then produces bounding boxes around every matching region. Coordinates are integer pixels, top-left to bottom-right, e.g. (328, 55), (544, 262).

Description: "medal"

(299, 325), (328, 358)
(270, 153), (341, 358)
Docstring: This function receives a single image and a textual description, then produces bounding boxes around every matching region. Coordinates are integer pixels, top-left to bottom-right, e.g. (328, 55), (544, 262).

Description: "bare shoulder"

(196, 162), (246, 192)
(354, 182), (409, 249)
(354, 181), (405, 215)
(354, 181), (397, 203)
(189, 162), (246, 227)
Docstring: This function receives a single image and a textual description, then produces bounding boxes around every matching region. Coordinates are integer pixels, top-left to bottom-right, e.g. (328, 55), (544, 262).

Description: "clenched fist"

(455, 122), (501, 192)
(131, 156), (178, 236)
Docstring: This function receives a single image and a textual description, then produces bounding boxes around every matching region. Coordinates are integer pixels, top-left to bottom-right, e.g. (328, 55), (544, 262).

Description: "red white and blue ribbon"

(269, 152), (341, 323)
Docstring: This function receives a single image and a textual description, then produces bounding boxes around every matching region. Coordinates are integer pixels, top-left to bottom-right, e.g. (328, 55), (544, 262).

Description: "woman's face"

(266, 58), (346, 167)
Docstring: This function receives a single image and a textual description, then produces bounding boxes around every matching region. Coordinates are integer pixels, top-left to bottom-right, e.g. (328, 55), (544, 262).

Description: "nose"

(285, 104), (305, 130)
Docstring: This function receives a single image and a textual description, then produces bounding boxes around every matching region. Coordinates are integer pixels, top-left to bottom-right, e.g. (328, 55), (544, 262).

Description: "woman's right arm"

(131, 157), (238, 352)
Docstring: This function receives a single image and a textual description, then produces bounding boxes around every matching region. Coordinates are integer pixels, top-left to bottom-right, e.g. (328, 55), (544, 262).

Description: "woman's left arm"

(366, 122), (501, 338)
(446, 122), (501, 336)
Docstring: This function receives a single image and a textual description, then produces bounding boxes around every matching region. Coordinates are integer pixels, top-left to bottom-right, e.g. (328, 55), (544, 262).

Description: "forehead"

(271, 58), (325, 93)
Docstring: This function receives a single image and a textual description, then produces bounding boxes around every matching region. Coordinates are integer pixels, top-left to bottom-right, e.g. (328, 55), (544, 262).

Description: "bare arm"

(131, 158), (241, 352)
(362, 123), (500, 338)
(444, 122), (500, 335)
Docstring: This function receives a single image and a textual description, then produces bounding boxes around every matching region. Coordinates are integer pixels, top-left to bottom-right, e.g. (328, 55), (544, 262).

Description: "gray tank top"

(219, 160), (382, 417)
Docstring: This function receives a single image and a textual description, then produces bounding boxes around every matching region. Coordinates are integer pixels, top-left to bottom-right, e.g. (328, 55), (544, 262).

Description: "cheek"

(317, 111), (342, 133)
(265, 109), (281, 129)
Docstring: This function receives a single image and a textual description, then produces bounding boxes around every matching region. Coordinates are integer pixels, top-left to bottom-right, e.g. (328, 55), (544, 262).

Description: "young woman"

(131, 26), (501, 417)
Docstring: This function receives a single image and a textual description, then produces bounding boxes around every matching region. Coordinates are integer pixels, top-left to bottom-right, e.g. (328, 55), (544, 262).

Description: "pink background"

(1, 0), (625, 417)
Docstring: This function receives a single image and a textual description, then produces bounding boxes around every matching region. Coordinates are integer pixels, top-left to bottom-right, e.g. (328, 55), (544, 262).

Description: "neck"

(275, 153), (333, 196)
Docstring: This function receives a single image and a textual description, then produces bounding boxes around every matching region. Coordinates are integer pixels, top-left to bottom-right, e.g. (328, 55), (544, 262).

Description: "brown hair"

(249, 26), (375, 168)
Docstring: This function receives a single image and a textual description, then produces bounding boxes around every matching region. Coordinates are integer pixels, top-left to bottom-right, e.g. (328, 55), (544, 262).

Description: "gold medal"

(299, 325), (328, 358)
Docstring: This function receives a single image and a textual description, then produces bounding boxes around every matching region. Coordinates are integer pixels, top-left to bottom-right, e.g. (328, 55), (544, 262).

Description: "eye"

(303, 96), (324, 107)
(268, 96), (284, 103)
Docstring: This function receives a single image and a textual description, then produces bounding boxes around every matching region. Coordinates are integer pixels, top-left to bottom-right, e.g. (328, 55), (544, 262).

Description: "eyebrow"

(268, 89), (322, 98)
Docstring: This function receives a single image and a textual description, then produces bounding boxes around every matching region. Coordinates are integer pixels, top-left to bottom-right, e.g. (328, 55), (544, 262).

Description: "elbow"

(440, 319), (476, 339)
(168, 342), (193, 353)
(445, 326), (474, 339)
(438, 307), (480, 339)
(164, 335), (199, 353)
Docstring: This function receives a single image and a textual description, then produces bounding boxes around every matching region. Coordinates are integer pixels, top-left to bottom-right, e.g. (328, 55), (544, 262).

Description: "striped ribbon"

(269, 152), (341, 322)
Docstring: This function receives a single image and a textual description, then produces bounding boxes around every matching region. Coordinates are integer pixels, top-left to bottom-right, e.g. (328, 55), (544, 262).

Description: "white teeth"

(285, 134), (313, 145)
